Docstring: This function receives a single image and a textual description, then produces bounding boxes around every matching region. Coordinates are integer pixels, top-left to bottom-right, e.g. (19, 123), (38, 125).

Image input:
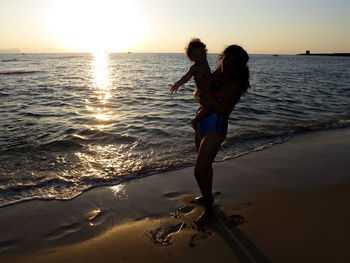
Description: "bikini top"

(214, 90), (238, 108)
(214, 90), (224, 98)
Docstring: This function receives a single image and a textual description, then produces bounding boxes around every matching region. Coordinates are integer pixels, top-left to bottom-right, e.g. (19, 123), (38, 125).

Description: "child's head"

(185, 38), (207, 63)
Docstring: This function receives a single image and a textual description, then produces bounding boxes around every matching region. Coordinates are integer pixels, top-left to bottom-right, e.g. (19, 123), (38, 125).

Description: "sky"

(0, 0), (349, 54)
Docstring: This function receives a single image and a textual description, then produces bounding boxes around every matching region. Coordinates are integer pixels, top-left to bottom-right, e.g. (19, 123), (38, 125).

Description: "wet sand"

(1, 127), (350, 263)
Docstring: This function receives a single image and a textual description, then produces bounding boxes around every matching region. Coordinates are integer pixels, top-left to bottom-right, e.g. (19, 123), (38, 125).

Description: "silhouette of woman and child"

(170, 38), (250, 224)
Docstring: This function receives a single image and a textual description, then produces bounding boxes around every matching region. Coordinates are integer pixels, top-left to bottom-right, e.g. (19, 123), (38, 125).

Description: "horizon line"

(0, 51), (312, 55)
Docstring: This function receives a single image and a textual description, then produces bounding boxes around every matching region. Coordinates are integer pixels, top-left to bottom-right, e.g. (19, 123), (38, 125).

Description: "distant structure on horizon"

(299, 50), (350, 57)
(0, 48), (21, 54)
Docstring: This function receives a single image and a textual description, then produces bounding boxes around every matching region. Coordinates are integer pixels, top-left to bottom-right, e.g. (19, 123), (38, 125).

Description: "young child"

(170, 38), (213, 130)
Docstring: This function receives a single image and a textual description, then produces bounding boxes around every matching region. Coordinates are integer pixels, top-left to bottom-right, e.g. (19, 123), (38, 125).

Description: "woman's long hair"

(218, 45), (250, 96)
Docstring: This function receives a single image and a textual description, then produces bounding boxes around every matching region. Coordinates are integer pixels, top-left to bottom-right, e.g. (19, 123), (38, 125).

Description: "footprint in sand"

(231, 202), (256, 211)
(189, 207), (248, 248)
(215, 206), (248, 226)
(146, 222), (186, 246)
(189, 226), (213, 248)
(162, 191), (188, 199)
(227, 214), (247, 226)
(170, 205), (195, 218)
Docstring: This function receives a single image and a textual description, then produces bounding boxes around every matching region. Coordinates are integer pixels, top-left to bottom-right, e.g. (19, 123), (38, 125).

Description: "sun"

(46, 0), (147, 53)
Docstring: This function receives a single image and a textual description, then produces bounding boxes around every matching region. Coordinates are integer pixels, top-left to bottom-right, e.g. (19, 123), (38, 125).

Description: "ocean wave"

(1, 124), (349, 208)
(0, 177), (75, 194)
(0, 177), (82, 208)
(74, 128), (138, 143)
(46, 54), (89, 60)
(0, 58), (18, 62)
(22, 112), (65, 118)
(0, 70), (41, 75)
(291, 120), (350, 132)
(219, 120), (350, 162)
(338, 119), (350, 127)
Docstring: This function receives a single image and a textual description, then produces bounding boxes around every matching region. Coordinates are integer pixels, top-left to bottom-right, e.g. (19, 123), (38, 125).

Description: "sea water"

(0, 53), (349, 207)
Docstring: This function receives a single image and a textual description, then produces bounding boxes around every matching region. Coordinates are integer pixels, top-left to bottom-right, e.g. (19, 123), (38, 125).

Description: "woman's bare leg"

(194, 129), (203, 152)
(192, 130), (207, 204)
(192, 130), (205, 203)
(194, 131), (226, 223)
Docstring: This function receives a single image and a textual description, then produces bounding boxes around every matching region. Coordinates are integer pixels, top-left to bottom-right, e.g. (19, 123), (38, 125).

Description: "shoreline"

(1, 127), (350, 262)
(9, 181), (349, 263)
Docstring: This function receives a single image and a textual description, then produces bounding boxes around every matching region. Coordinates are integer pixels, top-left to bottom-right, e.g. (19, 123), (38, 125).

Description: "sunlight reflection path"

(89, 51), (113, 127)
(74, 53), (136, 199)
(75, 52), (121, 181)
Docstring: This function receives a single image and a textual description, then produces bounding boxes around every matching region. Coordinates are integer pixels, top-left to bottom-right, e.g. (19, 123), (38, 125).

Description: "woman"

(193, 45), (250, 224)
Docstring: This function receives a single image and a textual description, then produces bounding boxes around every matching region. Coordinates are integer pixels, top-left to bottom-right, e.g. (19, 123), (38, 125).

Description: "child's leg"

(194, 106), (211, 122)
(191, 106), (211, 130)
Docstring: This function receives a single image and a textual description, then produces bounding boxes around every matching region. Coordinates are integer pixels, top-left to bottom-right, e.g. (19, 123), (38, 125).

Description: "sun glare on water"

(46, 0), (147, 53)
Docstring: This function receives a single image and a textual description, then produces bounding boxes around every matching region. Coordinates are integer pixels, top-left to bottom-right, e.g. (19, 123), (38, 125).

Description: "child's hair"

(185, 38), (207, 61)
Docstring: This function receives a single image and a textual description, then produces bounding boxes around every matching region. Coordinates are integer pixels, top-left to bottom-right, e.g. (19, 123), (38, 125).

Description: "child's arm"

(170, 66), (194, 93)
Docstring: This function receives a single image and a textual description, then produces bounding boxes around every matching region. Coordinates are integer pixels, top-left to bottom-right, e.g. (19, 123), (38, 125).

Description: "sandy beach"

(1, 127), (350, 263)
